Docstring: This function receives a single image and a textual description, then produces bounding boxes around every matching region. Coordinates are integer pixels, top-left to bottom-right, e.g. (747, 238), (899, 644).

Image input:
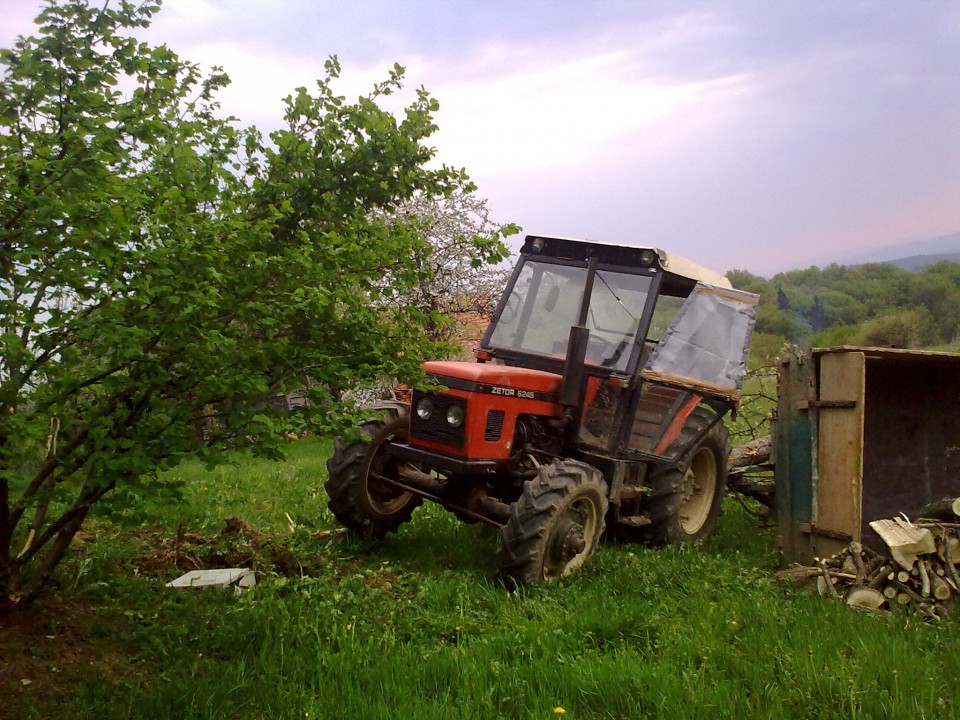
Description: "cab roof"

(521, 235), (732, 289)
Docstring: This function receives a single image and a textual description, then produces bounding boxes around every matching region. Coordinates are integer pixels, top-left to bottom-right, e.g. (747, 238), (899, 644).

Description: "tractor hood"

(423, 361), (562, 401)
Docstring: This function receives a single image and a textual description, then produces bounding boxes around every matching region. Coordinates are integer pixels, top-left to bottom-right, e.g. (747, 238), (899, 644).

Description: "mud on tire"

(497, 459), (608, 584)
(645, 407), (729, 545)
(324, 404), (422, 538)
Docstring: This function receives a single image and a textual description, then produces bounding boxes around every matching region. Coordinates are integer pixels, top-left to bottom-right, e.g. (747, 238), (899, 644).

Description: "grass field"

(3, 438), (958, 720)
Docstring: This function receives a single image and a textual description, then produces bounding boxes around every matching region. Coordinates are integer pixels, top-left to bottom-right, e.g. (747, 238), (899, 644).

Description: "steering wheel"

(498, 293), (521, 325)
(586, 335), (623, 367)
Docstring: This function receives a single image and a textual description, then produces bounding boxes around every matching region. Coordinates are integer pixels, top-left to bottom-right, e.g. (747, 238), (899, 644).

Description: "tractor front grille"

(409, 391), (466, 448)
(485, 410), (505, 441)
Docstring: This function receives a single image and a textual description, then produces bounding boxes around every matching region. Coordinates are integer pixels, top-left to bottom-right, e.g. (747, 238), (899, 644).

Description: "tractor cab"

(326, 235), (758, 583)
(481, 236), (754, 453)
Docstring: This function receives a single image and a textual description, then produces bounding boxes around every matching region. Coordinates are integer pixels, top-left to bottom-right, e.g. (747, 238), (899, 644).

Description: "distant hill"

(838, 231), (960, 268)
(850, 251), (960, 272)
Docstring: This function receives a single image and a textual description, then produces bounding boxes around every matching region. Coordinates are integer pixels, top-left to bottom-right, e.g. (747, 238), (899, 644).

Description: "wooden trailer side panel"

(813, 351), (866, 559)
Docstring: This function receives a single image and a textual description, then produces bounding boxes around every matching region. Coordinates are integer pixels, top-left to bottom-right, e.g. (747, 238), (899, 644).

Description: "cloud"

(1, 0), (957, 275)
(426, 49), (754, 176)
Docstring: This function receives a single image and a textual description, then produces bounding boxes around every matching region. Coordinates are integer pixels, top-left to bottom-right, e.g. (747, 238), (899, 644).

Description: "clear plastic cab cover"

(641, 284), (759, 401)
(486, 260), (653, 372)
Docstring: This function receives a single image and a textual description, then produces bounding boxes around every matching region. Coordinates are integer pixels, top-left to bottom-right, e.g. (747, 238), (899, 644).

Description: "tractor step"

(618, 485), (648, 501)
(616, 515), (651, 528)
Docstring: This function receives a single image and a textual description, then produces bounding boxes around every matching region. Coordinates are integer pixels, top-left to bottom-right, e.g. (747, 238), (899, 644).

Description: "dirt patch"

(0, 519), (330, 719)
(0, 595), (136, 720)
(119, 517), (328, 580)
(0, 520), (407, 718)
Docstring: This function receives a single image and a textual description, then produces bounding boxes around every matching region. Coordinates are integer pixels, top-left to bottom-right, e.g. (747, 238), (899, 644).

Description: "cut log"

(918, 559), (931, 597)
(725, 475), (776, 509)
(868, 518), (936, 570)
(864, 556), (886, 576)
(728, 435), (772, 469)
(845, 587), (886, 611)
(919, 497), (960, 522)
(849, 542), (867, 585)
(868, 564), (892, 590)
(942, 531), (960, 592)
(882, 585), (898, 600)
(817, 559), (840, 599)
(824, 555), (844, 570)
(938, 535), (960, 565)
(776, 567), (857, 583)
(893, 581), (925, 605)
(726, 435), (775, 509)
(930, 574), (952, 602)
(816, 575), (830, 597)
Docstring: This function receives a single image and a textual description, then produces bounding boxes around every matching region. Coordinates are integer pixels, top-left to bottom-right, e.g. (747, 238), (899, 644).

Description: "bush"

(853, 308), (939, 349)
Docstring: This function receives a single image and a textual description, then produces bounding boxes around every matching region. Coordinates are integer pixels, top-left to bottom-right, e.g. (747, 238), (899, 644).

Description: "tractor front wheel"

(325, 405), (422, 538)
(497, 459), (608, 584)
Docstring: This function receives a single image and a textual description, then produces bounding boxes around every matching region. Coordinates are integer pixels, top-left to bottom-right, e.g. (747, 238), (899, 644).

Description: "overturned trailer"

(775, 346), (960, 564)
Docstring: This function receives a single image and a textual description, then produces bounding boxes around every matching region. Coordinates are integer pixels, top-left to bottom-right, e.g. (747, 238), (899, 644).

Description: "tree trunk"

(19, 507), (91, 606)
(0, 480), (10, 617)
(920, 497), (960, 521)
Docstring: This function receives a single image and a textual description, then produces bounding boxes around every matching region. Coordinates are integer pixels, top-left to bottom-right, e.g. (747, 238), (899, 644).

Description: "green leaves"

(0, 0), (515, 612)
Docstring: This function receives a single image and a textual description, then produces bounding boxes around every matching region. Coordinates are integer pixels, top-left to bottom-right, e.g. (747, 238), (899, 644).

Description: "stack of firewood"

(778, 497), (960, 621)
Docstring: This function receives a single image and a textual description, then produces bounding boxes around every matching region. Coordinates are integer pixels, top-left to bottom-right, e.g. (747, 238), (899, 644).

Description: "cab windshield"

(486, 260), (654, 372)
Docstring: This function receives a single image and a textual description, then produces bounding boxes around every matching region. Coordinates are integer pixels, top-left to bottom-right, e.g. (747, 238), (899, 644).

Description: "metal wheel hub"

(548, 518), (586, 565)
(681, 467), (700, 502)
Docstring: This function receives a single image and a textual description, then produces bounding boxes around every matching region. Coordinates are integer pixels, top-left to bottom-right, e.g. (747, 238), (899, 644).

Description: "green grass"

(9, 439), (960, 719)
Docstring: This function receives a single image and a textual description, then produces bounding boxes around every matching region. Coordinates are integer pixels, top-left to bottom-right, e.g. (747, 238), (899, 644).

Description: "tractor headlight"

(445, 404), (465, 428)
(416, 397), (434, 420)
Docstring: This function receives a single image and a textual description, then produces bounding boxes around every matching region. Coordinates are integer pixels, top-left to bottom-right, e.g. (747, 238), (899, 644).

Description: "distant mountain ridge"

(850, 251), (960, 272)
(837, 231), (960, 270)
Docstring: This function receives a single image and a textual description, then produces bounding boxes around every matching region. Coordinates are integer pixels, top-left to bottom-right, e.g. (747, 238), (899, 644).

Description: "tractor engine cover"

(408, 361), (563, 460)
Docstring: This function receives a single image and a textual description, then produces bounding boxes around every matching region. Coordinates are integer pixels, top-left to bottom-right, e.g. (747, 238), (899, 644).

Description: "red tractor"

(325, 235), (758, 582)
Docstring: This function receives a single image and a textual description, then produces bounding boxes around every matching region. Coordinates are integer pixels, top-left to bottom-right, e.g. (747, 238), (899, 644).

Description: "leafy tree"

(373, 190), (517, 348)
(853, 307), (938, 349)
(726, 269), (771, 297)
(754, 302), (808, 341)
(776, 286), (790, 311)
(810, 323), (861, 348)
(743, 258), (960, 348)
(912, 263), (960, 343)
(0, 0), (503, 613)
(810, 288), (866, 327)
(807, 295), (827, 332)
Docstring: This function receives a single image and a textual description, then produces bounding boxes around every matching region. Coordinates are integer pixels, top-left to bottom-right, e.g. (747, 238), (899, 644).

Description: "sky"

(1, 0), (958, 276)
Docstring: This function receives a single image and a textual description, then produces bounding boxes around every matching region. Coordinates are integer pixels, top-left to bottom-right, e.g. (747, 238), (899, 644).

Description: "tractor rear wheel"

(645, 408), (728, 545)
(325, 405), (422, 538)
(497, 459), (608, 584)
